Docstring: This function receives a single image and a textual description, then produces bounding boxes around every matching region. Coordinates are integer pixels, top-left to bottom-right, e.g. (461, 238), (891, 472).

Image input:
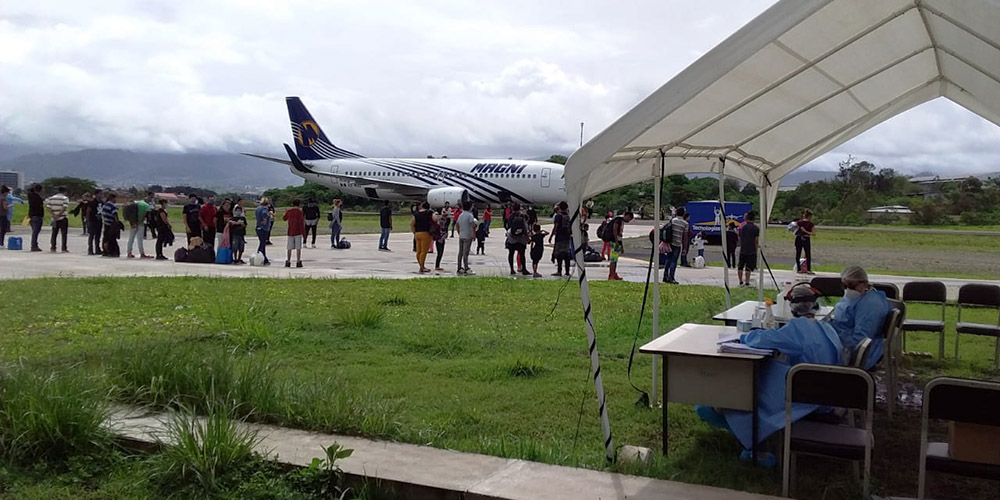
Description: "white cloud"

(0, 0), (997, 176)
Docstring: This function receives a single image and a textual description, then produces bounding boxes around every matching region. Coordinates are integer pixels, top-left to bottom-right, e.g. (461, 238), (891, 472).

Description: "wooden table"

(640, 323), (767, 460)
(713, 300), (833, 327)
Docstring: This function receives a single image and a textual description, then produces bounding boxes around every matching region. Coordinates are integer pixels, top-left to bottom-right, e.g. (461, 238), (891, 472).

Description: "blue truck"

(685, 200), (753, 239)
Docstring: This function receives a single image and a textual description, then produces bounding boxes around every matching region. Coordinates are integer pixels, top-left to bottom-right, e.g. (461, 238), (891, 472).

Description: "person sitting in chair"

(696, 284), (844, 466)
(831, 265), (891, 370)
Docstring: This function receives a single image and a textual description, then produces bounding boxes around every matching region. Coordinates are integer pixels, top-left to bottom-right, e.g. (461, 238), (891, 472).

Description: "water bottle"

(752, 303), (765, 329)
(764, 298), (776, 329)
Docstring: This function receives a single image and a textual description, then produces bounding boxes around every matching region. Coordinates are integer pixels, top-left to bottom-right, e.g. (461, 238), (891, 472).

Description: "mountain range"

(0, 148), (300, 192)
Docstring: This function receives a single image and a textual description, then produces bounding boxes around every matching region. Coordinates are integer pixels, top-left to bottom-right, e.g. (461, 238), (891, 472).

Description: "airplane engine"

(426, 187), (469, 208)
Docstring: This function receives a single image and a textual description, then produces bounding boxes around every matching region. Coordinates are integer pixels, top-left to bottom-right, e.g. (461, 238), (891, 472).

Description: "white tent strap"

(568, 204), (615, 463)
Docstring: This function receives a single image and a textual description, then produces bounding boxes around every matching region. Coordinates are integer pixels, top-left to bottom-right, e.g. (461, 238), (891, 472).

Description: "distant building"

(0, 171), (24, 190)
(866, 205), (914, 223)
(153, 192), (184, 205)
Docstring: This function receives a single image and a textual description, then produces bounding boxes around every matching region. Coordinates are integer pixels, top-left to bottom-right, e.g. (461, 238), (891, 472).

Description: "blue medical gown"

(721, 318), (844, 449)
(832, 289), (891, 370)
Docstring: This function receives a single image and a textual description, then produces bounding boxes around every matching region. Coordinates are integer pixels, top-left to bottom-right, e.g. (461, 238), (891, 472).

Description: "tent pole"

(757, 179), (768, 300)
(570, 198), (615, 464)
(717, 159), (732, 309)
(651, 153), (663, 406)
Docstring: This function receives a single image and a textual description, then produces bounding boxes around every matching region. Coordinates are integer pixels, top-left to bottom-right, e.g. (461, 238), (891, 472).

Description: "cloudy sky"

(1, 0), (998, 174)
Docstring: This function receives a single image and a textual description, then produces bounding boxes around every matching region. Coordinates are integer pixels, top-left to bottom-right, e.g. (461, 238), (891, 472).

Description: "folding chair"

(901, 281), (947, 359)
(851, 338), (873, 368)
(955, 284), (1000, 368)
(810, 277), (843, 305)
(918, 377), (1000, 499)
(783, 364), (874, 498)
(872, 282), (899, 300)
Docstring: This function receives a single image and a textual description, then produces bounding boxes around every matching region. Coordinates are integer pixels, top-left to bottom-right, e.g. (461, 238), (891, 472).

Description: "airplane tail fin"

(285, 96), (364, 161)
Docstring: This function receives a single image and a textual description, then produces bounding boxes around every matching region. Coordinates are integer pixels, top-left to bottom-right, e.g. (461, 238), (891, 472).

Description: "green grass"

(761, 226), (1000, 252)
(0, 364), (111, 463)
(1, 277), (998, 499)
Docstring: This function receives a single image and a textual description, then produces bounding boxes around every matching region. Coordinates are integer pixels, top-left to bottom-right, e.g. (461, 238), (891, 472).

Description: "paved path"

(1, 226), (995, 299)
(110, 407), (781, 500)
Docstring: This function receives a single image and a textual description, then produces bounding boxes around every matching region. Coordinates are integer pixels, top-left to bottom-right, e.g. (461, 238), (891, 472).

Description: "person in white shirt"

(45, 186), (71, 252)
(693, 232), (705, 259)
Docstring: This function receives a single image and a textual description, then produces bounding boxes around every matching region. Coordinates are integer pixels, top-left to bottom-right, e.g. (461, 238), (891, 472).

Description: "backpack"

(122, 202), (139, 224)
(660, 220), (674, 243)
(509, 214), (526, 237)
(337, 239), (351, 249)
(600, 217), (622, 242)
(596, 220), (608, 241)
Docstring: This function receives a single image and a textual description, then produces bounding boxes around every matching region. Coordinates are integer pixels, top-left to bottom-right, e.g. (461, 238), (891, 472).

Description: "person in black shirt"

(738, 211), (760, 287)
(378, 201), (393, 251)
(302, 198), (321, 248)
(86, 190), (104, 255)
(182, 194), (201, 244)
(27, 184), (44, 252)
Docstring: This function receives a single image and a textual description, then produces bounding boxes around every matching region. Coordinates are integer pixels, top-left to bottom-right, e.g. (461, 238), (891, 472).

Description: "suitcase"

(6, 237), (22, 250)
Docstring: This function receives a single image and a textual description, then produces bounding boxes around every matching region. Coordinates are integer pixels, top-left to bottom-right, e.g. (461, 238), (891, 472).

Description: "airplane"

(244, 97), (567, 208)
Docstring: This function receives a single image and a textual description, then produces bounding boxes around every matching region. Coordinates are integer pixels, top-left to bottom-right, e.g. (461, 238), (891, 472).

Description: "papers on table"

(717, 333), (775, 356)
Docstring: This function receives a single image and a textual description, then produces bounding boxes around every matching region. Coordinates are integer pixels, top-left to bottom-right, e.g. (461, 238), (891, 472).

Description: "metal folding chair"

(872, 282), (900, 300)
(901, 281), (947, 359)
(810, 277), (843, 305)
(918, 377), (1000, 499)
(783, 364), (874, 498)
(955, 284), (1000, 367)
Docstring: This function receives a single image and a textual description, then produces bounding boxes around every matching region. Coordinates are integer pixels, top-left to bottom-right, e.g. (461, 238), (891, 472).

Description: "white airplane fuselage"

(294, 157), (566, 207)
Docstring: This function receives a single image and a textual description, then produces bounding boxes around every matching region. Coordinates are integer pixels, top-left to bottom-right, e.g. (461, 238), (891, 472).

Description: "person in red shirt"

(451, 206), (462, 237)
(198, 195), (218, 248)
(282, 199), (306, 268)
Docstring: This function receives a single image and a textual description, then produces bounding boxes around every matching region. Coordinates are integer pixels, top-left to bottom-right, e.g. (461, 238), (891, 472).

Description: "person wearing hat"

(696, 284), (844, 466)
(832, 265), (891, 370)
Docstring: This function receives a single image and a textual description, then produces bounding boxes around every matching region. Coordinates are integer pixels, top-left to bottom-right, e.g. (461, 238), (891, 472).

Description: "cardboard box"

(950, 422), (1000, 465)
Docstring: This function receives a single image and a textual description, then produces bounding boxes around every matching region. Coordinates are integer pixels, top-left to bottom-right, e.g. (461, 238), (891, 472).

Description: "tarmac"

(1, 224), (995, 299)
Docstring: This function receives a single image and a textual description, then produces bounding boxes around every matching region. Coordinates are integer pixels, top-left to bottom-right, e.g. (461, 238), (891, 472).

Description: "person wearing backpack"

(505, 203), (530, 275)
(153, 198), (175, 260)
(598, 212), (613, 260)
(101, 193), (121, 257)
(328, 199), (343, 248)
(662, 208), (688, 284)
(302, 198), (321, 248)
(126, 192), (154, 259)
(549, 201), (572, 276)
(606, 211), (634, 281)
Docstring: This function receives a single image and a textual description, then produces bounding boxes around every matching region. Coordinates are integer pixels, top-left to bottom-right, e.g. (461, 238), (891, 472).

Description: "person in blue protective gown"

(697, 284), (844, 465)
(831, 265), (891, 370)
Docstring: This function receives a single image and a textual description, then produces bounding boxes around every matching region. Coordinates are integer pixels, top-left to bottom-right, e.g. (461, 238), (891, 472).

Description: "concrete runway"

(1, 224), (995, 299)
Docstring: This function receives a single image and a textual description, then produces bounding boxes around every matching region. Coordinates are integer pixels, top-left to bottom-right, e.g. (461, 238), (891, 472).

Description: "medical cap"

(841, 265), (869, 283)
(789, 286), (819, 317)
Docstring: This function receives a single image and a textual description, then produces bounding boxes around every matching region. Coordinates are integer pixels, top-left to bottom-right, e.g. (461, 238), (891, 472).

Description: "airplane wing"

(244, 145), (430, 197)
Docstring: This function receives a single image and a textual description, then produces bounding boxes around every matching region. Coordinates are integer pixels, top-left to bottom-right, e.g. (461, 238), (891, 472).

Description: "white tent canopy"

(566, 0), (1000, 200)
(564, 0), (1000, 462)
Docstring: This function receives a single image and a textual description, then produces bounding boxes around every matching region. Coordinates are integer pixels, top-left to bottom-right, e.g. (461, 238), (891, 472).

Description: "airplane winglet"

(283, 143), (312, 175)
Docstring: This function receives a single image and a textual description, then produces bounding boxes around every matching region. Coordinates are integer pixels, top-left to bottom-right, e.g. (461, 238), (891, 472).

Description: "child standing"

(529, 223), (548, 278)
(693, 232), (705, 258)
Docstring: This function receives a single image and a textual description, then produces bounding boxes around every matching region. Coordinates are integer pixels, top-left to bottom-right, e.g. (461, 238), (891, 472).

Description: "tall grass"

(212, 301), (280, 352)
(106, 343), (400, 439)
(0, 364), (111, 463)
(335, 306), (385, 330)
(149, 403), (260, 496)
